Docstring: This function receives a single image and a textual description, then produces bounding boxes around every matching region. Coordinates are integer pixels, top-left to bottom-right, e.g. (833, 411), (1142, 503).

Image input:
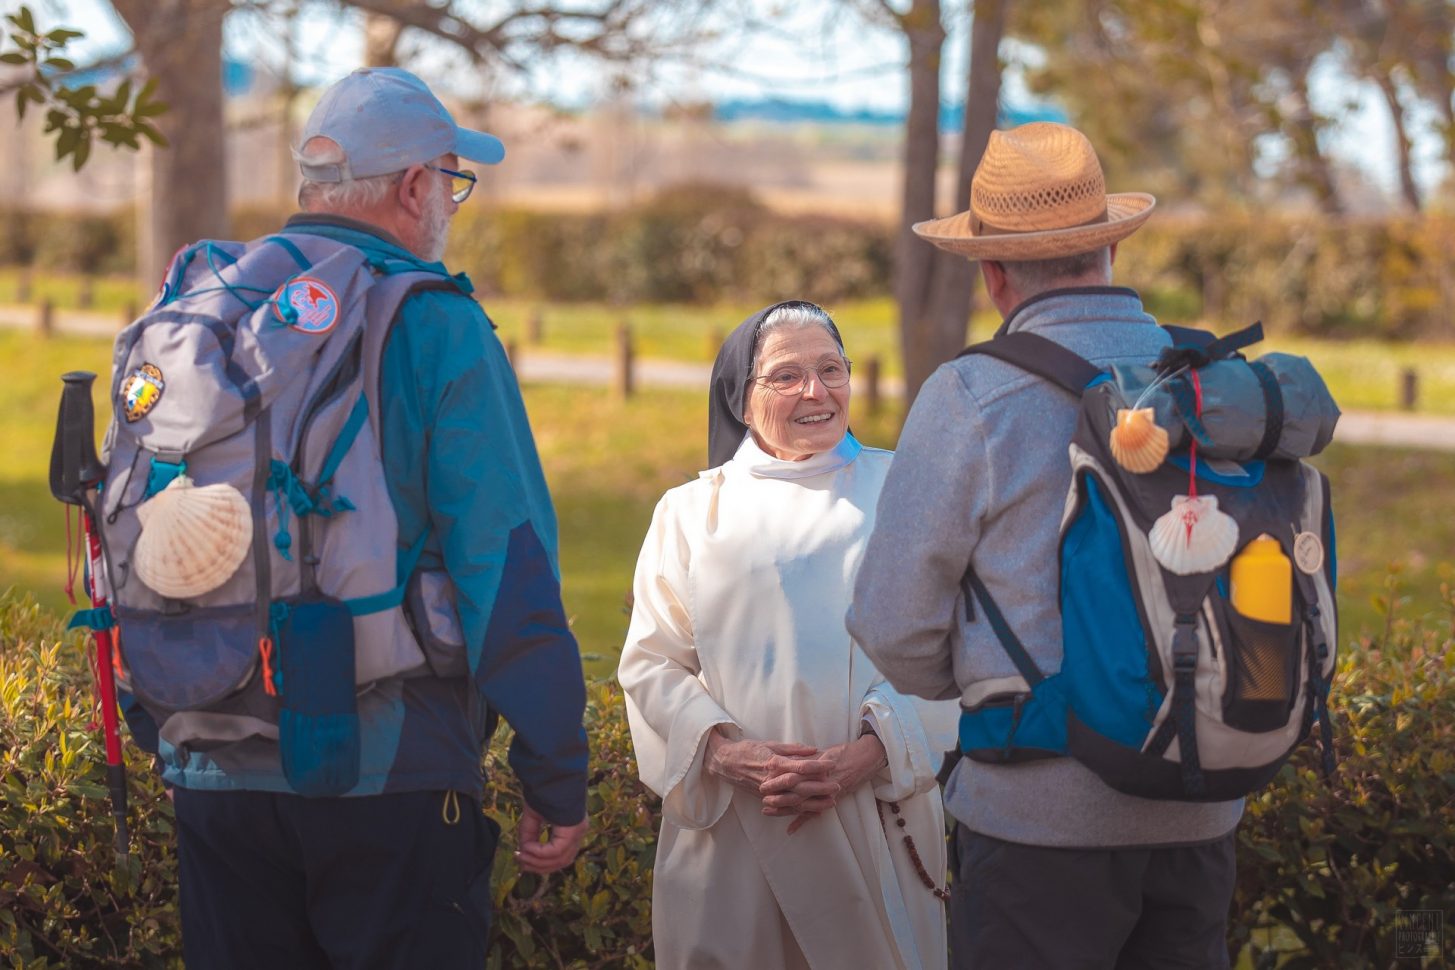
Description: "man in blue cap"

(166, 67), (590, 967)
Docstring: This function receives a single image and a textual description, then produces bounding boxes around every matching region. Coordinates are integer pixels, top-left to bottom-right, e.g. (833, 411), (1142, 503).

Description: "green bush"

(7, 201), (1455, 341)
(0, 209), (135, 277)
(0, 590), (658, 969)
(1230, 578), (1455, 967)
(0, 594), (181, 969)
(6, 577), (1454, 968)
(482, 682), (658, 969)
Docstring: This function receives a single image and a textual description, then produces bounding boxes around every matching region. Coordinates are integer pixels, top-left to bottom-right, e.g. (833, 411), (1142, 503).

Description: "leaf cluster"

(482, 681), (659, 968)
(2, 5), (167, 172)
(0, 592), (182, 969)
(1230, 576), (1455, 968)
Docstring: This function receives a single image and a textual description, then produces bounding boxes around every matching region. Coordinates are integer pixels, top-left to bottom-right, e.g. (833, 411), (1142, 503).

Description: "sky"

(14, 0), (1451, 200)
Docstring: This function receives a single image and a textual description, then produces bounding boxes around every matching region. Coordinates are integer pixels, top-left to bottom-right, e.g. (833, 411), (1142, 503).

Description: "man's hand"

(705, 729), (835, 799)
(515, 804), (589, 875)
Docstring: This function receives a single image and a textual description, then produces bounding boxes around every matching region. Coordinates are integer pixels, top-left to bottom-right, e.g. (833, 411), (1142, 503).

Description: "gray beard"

(418, 190), (451, 262)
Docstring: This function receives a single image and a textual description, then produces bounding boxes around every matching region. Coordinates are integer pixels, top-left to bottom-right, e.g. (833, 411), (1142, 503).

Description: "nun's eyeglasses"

(751, 358), (852, 396)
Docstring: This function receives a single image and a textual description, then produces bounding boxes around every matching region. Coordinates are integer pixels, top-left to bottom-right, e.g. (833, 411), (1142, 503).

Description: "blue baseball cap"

(296, 67), (504, 181)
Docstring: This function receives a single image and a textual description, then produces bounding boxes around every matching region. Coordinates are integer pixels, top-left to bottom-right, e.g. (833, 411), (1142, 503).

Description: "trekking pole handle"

(50, 371), (106, 505)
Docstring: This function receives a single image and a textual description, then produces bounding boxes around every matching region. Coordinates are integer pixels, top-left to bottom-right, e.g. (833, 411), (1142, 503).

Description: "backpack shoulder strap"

(958, 331), (1101, 398)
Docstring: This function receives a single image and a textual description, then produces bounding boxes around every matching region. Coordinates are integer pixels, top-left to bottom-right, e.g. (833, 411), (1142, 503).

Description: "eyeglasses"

(751, 357), (853, 396)
(424, 164), (478, 204)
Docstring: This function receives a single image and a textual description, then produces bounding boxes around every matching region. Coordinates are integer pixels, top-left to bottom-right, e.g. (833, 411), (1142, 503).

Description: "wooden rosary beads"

(877, 800), (951, 902)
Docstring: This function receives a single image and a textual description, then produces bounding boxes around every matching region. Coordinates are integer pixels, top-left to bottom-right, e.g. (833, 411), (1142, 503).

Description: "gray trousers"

(949, 824), (1236, 970)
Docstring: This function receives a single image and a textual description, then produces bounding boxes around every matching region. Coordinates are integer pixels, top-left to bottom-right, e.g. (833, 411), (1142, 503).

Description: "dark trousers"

(174, 788), (499, 970)
(949, 824), (1236, 970)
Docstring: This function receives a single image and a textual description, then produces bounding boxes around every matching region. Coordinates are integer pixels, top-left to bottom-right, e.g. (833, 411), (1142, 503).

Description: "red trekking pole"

(49, 370), (130, 867)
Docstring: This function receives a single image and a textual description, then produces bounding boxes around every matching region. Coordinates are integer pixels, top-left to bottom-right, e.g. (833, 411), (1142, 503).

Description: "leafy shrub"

(5, 209), (134, 276)
(483, 681), (659, 969)
(0, 594), (181, 969)
(0, 590), (658, 969)
(7, 200), (1455, 341)
(6, 577), (1453, 968)
(1230, 578), (1455, 967)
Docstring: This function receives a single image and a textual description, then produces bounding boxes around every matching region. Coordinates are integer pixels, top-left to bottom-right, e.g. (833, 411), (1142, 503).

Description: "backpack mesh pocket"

(1220, 604), (1301, 732)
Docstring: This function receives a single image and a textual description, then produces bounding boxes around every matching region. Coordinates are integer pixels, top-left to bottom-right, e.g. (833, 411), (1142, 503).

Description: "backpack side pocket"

(275, 593), (360, 797)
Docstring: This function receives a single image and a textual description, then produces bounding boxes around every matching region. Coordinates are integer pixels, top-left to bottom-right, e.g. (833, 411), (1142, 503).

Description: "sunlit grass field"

(6, 268), (1455, 415)
(3, 326), (1452, 680)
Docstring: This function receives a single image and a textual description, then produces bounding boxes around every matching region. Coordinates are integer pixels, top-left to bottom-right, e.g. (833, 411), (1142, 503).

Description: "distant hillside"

(711, 96), (1067, 130)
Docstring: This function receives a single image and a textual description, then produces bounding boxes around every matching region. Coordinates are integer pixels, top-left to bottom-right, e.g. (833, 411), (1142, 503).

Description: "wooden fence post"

(615, 320), (635, 400)
(504, 338), (518, 369)
(527, 308), (544, 345)
(78, 276), (94, 309)
(17, 266), (32, 303)
(36, 299), (54, 338)
(863, 355), (882, 416)
(122, 300), (138, 327)
(1400, 368), (1419, 411)
(705, 327), (723, 360)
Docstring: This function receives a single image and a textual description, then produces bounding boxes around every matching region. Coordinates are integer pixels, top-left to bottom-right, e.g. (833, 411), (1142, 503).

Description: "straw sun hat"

(913, 122), (1156, 261)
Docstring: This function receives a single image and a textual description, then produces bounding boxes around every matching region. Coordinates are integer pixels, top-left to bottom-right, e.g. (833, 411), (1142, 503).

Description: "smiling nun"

(617, 301), (957, 969)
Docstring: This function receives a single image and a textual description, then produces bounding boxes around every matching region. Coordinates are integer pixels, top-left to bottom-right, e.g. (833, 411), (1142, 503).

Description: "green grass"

(480, 298), (1455, 416)
(3, 325), (1452, 674)
(0, 267), (143, 315)
(14, 269), (1454, 415)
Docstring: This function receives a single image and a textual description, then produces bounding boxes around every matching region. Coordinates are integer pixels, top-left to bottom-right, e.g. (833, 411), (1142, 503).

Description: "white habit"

(618, 434), (956, 970)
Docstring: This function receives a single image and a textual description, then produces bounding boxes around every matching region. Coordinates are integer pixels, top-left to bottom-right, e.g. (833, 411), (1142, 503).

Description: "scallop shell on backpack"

(133, 476), (253, 599)
(1109, 408), (1170, 474)
(1148, 494), (1238, 576)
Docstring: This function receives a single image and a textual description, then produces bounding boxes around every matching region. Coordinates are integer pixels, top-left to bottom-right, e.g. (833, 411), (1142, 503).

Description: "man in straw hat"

(162, 68), (590, 967)
(849, 122), (1242, 968)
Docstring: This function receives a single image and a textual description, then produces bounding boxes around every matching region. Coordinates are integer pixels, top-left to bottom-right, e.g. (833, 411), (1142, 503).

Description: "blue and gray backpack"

(82, 233), (469, 797)
(955, 324), (1340, 801)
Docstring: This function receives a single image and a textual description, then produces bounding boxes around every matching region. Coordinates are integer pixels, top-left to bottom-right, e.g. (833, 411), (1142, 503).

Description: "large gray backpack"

(94, 234), (461, 796)
(955, 324), (1339, 801)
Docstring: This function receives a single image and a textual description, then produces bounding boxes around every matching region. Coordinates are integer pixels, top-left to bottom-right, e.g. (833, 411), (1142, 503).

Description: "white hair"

(751, 303), (844, 374)
(296, 137), (400, 212)
(997, 246), (1112, 294)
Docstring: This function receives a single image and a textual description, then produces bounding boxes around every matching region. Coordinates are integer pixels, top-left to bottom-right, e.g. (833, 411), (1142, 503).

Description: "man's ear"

(980, 259), (1007, 304)
(396, 165), (428, 219)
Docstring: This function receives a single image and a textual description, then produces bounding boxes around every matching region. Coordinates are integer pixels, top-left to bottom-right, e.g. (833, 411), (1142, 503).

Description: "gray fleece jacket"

(847, 286), (1244, 848)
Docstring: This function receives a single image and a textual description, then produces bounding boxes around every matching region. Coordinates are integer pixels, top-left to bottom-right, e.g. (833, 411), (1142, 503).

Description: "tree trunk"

(364, 13), (404, 67)
(893, 0), (947, 410)
(1286, 70), (1344, 217)
(921, 0), (1004, 380)
(1374, 70), (1422, 213)
(895, 0), (1006, 408)
(113, 0), (232, 291)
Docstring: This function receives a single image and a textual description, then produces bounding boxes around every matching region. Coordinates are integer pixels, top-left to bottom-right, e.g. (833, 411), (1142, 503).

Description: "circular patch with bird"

(273, 277), (341, 335)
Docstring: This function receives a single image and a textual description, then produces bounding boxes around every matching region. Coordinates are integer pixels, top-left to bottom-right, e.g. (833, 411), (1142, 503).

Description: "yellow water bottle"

(1230, 534), (1292, 624)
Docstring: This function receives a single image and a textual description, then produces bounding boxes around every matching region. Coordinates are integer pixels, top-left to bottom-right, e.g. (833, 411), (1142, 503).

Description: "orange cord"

(259, 636), (278, 696)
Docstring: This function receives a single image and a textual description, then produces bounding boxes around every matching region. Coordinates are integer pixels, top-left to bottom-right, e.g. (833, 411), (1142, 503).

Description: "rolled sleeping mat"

(1109, 353), (1340, 461)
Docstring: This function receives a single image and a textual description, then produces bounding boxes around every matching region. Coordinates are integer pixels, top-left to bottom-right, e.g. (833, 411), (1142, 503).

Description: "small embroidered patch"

(274, 277), (341, 334)
(122, 363), (166, 422)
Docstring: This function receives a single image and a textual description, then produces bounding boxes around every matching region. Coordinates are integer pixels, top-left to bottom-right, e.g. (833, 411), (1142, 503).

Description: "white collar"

(723, 431), (863, 480)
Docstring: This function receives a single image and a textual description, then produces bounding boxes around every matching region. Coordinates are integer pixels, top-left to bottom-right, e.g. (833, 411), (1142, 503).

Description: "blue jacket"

(147, 215), (589, 824)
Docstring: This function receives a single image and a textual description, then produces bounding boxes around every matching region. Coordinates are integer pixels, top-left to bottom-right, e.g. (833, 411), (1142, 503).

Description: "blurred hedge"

(7, 196), (1455, 339)
(3, 578), (1453, 967)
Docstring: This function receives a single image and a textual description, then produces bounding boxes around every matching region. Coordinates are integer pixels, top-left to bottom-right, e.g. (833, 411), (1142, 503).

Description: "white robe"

(619, 434), (958, 970)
